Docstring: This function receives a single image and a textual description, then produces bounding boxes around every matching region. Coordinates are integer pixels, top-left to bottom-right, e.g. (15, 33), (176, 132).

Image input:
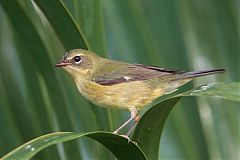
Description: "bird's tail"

(176, 68), (226, 80)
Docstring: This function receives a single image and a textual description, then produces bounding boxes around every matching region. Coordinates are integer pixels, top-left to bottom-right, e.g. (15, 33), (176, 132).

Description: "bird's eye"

(73, 56), (82, 64)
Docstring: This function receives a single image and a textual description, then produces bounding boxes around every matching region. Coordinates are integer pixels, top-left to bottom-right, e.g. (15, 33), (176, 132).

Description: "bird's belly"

(77, 80), (165, 110)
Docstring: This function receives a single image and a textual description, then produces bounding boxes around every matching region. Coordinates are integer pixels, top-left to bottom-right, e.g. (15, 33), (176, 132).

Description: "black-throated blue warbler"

(54, 49), (225, 139)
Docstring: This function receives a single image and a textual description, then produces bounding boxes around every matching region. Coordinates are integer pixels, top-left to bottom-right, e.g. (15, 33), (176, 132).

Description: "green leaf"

(133, 97), (181, 160)
(67, 0), (107, 55)
(1, 132), (147, 160)
(33, 0), (89, 50)
(0, 0), (112, 159)
(0, 0), (239, 159)
(33, 0), (112, 132)
(132, 82), (240, 160)
(2, 82), (238, 160)
(181, 82), (240, 102)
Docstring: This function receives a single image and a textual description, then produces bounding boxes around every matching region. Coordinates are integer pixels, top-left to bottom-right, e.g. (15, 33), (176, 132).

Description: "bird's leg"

(113, 108), (138, 134)
(113, 117), (133, 134)
(126, 114), (141, 136)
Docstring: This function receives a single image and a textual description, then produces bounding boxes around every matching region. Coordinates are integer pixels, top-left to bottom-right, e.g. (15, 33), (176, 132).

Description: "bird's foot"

(113, 133), (138, 145)
(120, 135), (131, 143)
(119, 135), (138, 146)
(132, 141), (138, 146)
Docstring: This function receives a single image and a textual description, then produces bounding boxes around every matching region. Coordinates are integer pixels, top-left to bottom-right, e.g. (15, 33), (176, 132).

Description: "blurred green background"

(0, 0), (239, 159)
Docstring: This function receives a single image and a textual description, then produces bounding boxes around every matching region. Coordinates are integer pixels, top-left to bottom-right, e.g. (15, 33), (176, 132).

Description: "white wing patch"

(123, 76), (132, 81)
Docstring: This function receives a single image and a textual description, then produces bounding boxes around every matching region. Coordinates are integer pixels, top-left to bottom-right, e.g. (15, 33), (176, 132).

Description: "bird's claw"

(132, 141), (138, 146)
(112, 132), (138, 145)
(120, 135), (131, 143)
(119, 135), (138, 146)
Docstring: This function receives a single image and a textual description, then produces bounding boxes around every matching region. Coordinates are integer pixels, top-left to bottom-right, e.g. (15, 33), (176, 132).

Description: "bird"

(54, 49), (225, 138)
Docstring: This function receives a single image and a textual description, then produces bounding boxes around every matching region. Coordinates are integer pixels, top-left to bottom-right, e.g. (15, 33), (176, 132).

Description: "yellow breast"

(75, 78), (165, 110)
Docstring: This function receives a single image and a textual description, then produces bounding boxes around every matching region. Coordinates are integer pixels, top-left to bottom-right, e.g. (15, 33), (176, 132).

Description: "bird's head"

(54, 49), (98, 79)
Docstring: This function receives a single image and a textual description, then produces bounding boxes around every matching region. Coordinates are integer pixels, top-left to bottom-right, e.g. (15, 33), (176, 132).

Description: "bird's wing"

(93, 63), (184, 86)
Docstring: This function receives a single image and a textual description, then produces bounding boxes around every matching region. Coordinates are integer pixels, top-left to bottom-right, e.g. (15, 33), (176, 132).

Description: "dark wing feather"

(94, 64), (184, 86)
(133, 64), (184, 73)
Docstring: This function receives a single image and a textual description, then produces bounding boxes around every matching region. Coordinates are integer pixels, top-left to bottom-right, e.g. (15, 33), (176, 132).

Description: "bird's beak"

(53, 60), (72, 67)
